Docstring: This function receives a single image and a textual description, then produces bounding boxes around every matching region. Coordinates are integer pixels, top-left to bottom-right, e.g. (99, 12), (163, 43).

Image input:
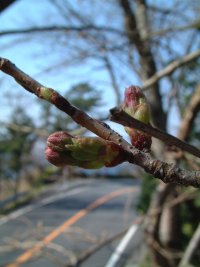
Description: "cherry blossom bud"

(123, 86), (152, 151)
(45, 131), (126, 169)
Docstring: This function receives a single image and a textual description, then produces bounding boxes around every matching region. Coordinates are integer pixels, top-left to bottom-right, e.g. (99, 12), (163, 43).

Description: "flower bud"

(46, 131), (73, 151)
(45, 131), (126, 169)
(123, 86), (152, 151)
(45, 147), (80, 167)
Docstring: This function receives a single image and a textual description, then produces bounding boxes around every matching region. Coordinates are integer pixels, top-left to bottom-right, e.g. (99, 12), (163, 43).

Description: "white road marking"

(105, 224), (138, 267)
(0, 187), (87, 226)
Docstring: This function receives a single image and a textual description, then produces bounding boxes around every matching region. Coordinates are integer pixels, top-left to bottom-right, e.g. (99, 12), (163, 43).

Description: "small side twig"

(142, 49), (200, 90)
(64, 220), (140, 267)
(110, 107), (200, 158)
(65, 232), (126, 267)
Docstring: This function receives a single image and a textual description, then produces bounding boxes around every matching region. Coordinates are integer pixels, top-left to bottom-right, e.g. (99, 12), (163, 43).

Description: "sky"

(0, 1), (120, 101)
(0, 0), (135, 137)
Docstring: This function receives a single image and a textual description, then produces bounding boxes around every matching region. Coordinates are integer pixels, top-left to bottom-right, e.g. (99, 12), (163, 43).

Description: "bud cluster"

(45, 85), (152, 169)
(46, 131), (126, 169)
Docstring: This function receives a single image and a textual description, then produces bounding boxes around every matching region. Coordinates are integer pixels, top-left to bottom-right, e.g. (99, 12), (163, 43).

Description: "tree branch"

(178, 223), (200, 267)
(143, 49), (200, 90)
(178, 84), (200, 141)
(65, 224), (138, 267)
(0, 25), (124, 37)
(0, 57), (200, 187)
(148, 19), (200, 38)
(0, 0), (16, 13)
(103, 55), (121, 105)
(109, 107), (200, 158)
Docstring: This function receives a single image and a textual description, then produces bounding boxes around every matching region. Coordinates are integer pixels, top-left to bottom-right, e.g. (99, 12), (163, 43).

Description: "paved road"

(0, 178), (140, 267)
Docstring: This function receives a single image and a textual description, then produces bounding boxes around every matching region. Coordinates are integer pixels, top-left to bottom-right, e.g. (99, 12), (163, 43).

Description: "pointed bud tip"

(124, 86), (144, 107)
(47, 131), (73, 145)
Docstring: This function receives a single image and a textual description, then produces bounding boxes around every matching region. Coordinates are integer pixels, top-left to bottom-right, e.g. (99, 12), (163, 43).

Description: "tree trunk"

(119, 2), (181, 266)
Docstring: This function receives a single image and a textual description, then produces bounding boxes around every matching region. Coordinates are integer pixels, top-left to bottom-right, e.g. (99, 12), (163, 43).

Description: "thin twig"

(148, 19), (200, 38)
(65, 219), (140, 267)
(143, 49), (200, 90)
(178, 84), (200, 141)
(0, 25), (124, 37)
(109, 107), (200, 158)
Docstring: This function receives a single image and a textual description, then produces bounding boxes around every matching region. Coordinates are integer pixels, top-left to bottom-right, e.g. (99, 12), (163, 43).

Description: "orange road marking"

(6, 187), (137, 267)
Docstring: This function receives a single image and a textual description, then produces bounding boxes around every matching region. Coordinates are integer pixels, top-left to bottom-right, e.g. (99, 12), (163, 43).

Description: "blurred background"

(0, 1), (200, 267)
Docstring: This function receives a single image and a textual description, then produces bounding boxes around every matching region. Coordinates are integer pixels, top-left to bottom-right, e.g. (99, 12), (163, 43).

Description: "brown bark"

(152, 83), (200, 266)
(110, 108), (200, 158)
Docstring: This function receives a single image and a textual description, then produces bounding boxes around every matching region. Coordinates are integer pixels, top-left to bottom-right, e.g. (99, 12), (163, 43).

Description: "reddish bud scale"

(105, 143), (126, 167)
(129, 129), (152, 151)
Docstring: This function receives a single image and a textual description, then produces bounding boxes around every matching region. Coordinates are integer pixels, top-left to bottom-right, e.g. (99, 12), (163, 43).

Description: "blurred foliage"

(0, 106), (35, 182)
(181, 204), (200, 266)
(139, 252), (154, 267)
(136, 173), (157, 214)
(0, 82), (102, 198)
(68, 83), (102, 112)
(37, 166), (60, 185)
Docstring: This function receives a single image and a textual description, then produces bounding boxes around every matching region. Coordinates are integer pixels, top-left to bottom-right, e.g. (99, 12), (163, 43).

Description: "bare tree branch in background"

(0, 25), (125, 37)
(149, 19), (200, 38)
(178, 84), (200, 141)
(0, 0), (16, 13)
(143, 50), (200, 90)
(103, 55), (121, 105)
(179, 223), (200, 267)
